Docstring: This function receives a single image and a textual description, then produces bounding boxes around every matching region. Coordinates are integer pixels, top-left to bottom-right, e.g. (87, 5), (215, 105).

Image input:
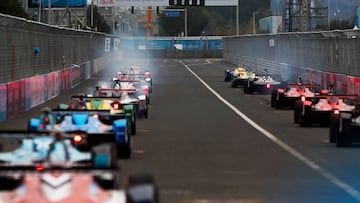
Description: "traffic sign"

(164, 11), (180, 17)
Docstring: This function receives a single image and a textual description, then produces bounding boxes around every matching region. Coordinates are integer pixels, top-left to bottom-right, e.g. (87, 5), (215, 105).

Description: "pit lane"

(1, 58), (360, 203)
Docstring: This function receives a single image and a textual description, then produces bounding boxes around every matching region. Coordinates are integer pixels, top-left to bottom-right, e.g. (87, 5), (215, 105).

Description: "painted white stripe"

(179, 60), (360, 202)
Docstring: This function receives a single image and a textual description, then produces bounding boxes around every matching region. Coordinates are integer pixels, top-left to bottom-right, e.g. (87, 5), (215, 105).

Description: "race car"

(0, 138), (158, 203)
(70, 95), (137, 135)
(108, 77), (150, 105)
(328, 103), (360, 147)
(0, 131), (117, 190)
(230, 67), (256, 88)
(117, 66), (152, 94)
(295, 95), (357, 127)
(271, 83), (323, 109)
(243, 74), (284, 94)
(28, 109), (132, 159)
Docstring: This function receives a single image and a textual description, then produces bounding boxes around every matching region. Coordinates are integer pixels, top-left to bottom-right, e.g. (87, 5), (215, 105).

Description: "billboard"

(115, 0), (169, 6)
(28, 0), (87, 7)
(205, 0), (238, 6)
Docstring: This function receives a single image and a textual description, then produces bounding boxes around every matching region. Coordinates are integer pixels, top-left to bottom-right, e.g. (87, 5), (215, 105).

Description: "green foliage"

(86, 6), (110, 33)
(0, 0), (29, 19)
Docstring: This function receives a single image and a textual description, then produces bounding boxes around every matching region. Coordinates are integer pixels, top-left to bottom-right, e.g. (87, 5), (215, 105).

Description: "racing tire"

(231, 80), (237, 88)
(144, 106), (149, 119)
(0, 176), (23, 190)
(131, 111), (136, 135)
(294, 101), (302, 124)
(275, 93), (284, 109)
(336, 118), (351, 147)
(126, 173), (159, 203)
(271, 89), (277, 108)
(329, 113), (340, 143)
(299, 106), (311, 127)
(118, 121), (132, 159)
(92, 143), (118, 168)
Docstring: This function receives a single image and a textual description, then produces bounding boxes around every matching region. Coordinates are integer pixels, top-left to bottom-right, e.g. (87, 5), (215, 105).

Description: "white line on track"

(179, 60), (360, 202)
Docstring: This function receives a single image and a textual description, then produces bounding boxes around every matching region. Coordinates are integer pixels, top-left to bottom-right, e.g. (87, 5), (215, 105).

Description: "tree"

(0, 0), (29, 19)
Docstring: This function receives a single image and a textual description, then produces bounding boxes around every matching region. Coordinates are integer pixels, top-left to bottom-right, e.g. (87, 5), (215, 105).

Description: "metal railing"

(0, 13), (111, 84)
(224, 29), (360, 77)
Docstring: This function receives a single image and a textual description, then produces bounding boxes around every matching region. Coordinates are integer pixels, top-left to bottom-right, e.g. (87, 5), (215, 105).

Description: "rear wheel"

(92, 143), (118, 168)
(118, 122), (132, 159)
(329, 114), (340, 143)
(126, 173), (159, 203)
(299, 106), (311, 127)
(275, 93), (284, 109)
(294, 101), (302, 124)
(336, 118), (351, 147)
(271, 89), (277, 108)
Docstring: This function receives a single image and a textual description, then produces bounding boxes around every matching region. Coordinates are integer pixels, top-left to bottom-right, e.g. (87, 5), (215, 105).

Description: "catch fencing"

(223, 29), (360, 95)
(0, 14), (115, 121)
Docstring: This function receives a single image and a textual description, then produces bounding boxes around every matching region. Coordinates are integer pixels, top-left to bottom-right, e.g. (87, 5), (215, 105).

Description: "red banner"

(7, 80), (25, 118)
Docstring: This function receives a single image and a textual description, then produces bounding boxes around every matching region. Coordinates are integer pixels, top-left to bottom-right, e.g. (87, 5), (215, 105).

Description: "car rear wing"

(0, 164), (119, 174)
(286, 83), (320, 88)
(71, 96), (139, 105)
(49, 109), (112, 116)
(310, 94), (359, 100)
(101, 88), (138, 92)
(0, 130), (85, 139)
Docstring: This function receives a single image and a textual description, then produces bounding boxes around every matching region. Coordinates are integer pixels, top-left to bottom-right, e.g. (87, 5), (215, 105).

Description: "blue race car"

(28, 109), (132, 159)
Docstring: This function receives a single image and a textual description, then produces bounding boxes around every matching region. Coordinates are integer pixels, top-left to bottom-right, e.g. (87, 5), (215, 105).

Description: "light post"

(253, 11), (258, 34)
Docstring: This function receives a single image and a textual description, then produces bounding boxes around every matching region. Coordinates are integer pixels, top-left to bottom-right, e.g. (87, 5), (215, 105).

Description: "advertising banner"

(115, 0), (168, 6)
(71, 66), (80, 88)
(25, 76), (45, 109)
(353, 77), (360, 96)
(46, 72), (61, 101)
(0, 84), (7, 122)
(7, 81), (25, 118)
(62, 69), (70, 91)
(205, 0), (238, 6)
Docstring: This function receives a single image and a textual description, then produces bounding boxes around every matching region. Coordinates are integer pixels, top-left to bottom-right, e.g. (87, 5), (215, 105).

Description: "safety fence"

(224, 30), (360, 76)
(0, 14), (115, 122)
(224, 29), (360, 96)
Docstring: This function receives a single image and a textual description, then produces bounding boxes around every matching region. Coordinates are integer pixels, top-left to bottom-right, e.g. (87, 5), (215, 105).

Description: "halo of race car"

(224, 65), (360, 148)
(0, 65), (158, 203)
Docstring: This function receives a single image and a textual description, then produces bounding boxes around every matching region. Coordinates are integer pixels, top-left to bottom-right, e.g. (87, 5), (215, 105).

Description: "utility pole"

(253, 11), (258, 34)
(147, 6), (152, 37)
(48, 0), (51, 24)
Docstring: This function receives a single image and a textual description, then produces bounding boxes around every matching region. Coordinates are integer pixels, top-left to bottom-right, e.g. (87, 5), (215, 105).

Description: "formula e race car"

(70, 95), (138, 135)
(295, 95), (357, 127)
(243, 74), (284, 94)
(271, 83), (324, 109)
(329, 104), (360, 146)
(229, 67), (256, 88)
(28, 109), (132, 159)
(0, 132), (159, 202)
(117, 66), (152, 94)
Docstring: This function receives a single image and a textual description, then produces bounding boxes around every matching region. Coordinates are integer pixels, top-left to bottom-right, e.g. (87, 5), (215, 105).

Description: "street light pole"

(252, 11), (258, 34)
(236, 2), (239, 35)
(328, 0), (330, 30)
(185, 8), (187, 37)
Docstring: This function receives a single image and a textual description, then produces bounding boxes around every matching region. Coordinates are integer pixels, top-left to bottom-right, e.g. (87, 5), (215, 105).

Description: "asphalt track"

(1, 58), (360, 203)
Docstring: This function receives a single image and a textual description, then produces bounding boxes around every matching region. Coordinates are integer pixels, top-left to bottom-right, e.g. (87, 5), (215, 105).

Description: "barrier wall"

(45, 72), (61, 101)
(7, 81), (25, 119)
(0, 55), (112, 122)
(25, 76), (46, 109)
(0, 84), (7, 121)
